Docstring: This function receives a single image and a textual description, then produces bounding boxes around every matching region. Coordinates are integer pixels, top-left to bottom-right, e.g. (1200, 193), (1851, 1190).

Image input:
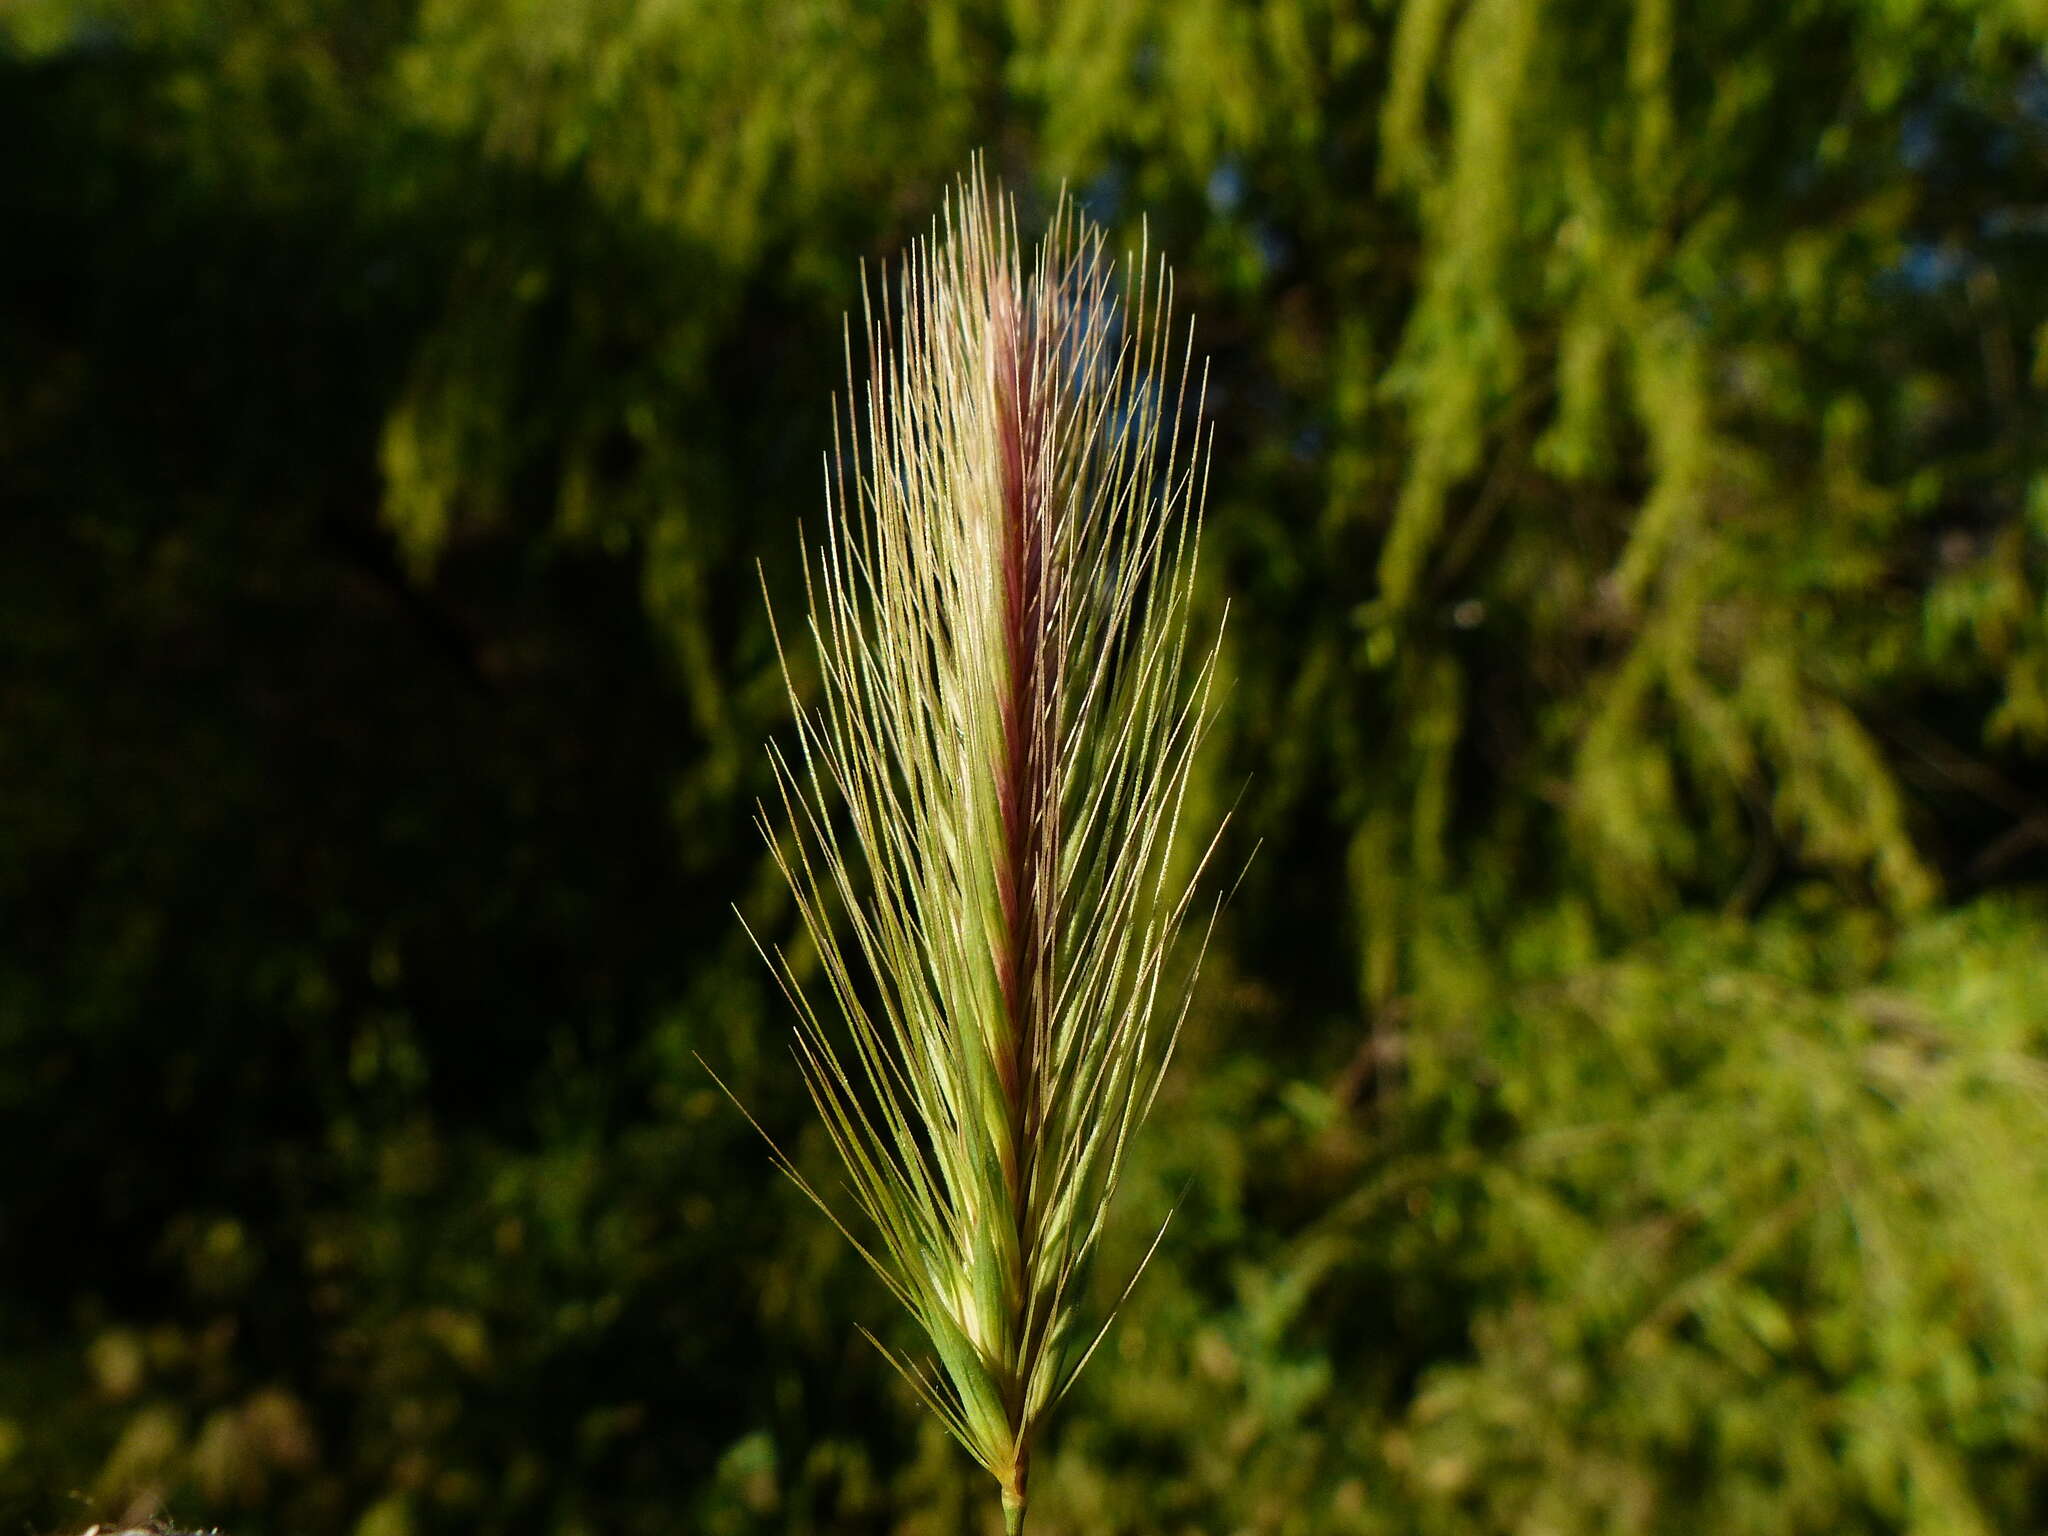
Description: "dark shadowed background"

(5, 1), (2048, 1532)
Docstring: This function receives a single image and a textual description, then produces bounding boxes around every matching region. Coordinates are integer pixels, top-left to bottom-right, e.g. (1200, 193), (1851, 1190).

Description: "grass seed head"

(740, 158), (1222, 1529)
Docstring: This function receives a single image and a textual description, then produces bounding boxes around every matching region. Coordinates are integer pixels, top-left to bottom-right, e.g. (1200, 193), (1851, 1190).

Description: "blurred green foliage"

(4, 0), (2048, 1532)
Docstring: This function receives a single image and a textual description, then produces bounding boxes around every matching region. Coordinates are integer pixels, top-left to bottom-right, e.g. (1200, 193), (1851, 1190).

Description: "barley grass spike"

(737, 163), (1222, 1535)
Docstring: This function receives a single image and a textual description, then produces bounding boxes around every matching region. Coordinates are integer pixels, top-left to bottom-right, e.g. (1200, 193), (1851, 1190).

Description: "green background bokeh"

(5, 2), (2048, 1531)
